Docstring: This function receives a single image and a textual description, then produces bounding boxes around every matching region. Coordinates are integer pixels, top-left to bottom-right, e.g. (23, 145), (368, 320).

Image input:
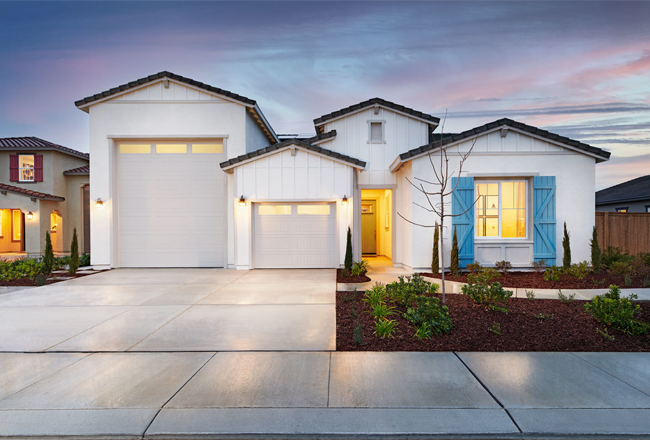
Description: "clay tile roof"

(63, 165), (90, 176)
(596, 175), (650, 205)
(0, 137), (89, 160)
(220, 138), (366, 170)
(398, 118), (611, 163)
(314, 98), (440, 129)
(0, 183), (65, 201)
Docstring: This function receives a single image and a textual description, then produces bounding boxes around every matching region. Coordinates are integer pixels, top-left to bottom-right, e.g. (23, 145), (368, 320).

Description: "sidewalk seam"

(326, 352), (332, 407)
(453, 352), (523, 434)
(570, 352), (650, 399)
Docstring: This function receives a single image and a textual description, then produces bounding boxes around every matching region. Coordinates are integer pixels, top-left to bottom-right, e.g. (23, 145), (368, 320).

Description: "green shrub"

(451, 226), (459, 275)
(533, 260), (547, 273)
(353, 322), (365, 345)
(431, 224), (439, 275)
(80, 253), (90, 267)
(34, 273), (47, 286)
(562, 222), (571, 269)
(69, 228), (79, 275)
(369, 302), (395, 320)
(362, 283), (387, 309)
(351, 259), (371, 276)
(0, 258), (46, 281)
(525, 290), (536, 300)
(610, 261), (632, 275)
(349, 302), (358, 320)
(488, 322), (502, 335)
(461, 281), (513, 305)
(467, 267), (501, 285)
(584, 285), (648, 335)
(602, 246), (635, 268)
(344, 226), (353, 272)
(403, 295), (452, 338)
(495, 260), (512, 275)
(640, 252), (650, 268)
(386, 274), (438, 308)
(374, 318), (398, 338)
(624, 274), (632, 287)
(566, 261), (591, 279)
(544, 265), (562, 282)
(43, 232), (54, 274)
(590, 226), (601, 273)
(557, 289), (575, 303)
(466, 262), (482, 274)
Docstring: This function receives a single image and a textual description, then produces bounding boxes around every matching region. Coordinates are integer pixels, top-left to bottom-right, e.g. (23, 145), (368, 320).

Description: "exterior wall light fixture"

(239, 195), (246, 206)
(96, 198), (104, 209)
(27, 211), (33, 220)
(341, 195), (348, 206)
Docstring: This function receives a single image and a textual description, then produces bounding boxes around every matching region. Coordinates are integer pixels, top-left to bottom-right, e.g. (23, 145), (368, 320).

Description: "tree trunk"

(440, 194), (446, 304)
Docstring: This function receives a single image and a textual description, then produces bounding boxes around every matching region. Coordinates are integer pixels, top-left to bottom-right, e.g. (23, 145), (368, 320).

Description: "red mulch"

(337, 269), (371, 283)
(336, 291), (650, 352)
(0, 270), (100, 287)
(419, 271), (650, 289)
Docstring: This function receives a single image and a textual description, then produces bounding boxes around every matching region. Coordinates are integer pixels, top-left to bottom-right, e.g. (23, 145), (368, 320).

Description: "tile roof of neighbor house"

(0, 183), (65, 201)
(0, 137), (89, 160)
(63, 165), (90, 175)
(74, 71), (278, 143)
(220, 138), (366, 170)
(276, 130), (337, 143)
(313, 98), (441, 131)
(398, 118), (611, 162)
(596, 175), (650, 205)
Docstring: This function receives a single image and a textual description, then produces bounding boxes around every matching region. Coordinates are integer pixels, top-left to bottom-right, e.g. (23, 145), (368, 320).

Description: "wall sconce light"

(341, 195), (348, 206)
(96, 198), (104, 209)
(27, 211), (33, 221)
(239, 195), (246, 206)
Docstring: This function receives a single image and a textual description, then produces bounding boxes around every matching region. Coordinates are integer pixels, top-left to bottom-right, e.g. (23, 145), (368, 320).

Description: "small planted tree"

(562, 222), (571, 269)
(344, 226), (353, 274)
(431, 222), (440, 275)
(69, 228), (79, 275)
(590, 226), (601, 273)
(43, 231), (54, 274)
(451, 226), (459, 276)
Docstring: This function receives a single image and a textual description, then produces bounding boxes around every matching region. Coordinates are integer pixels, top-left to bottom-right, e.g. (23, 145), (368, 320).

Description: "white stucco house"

(76, 72), (610, 271)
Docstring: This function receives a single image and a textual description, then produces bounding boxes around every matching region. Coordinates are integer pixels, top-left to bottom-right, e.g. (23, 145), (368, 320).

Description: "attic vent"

(370, 122), (383, 142)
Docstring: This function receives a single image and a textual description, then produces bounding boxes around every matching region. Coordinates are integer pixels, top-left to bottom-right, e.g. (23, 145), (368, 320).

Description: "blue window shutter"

(451, 176), (475, 268)
(533, 176), (556, 266)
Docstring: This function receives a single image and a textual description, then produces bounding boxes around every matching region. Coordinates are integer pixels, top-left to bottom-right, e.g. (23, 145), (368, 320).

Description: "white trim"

(315, 104), (439, 128)
(107, 134), (229, 140)
(475, 179), (528, 241)
(18, 154), (35, 182)
(367, 120), (386, 144)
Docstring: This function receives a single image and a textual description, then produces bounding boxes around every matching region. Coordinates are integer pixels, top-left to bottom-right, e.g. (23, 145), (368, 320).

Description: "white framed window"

(19, 155), (35, 182)
(476, 181), (527, 239)
(367, 121), (385, 143)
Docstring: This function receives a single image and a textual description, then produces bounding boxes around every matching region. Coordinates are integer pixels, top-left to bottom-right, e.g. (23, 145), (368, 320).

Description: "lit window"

(616, 207), (628, 213)
(258, 205), (292, 215)
(12, 210), (21, 241)
(646, 206), (650, 213)
(156, 144), (187, 154)
(120, 144), (151, 154)
(297, 205), (330, 215)
(19, 155), (35, 182)
(369, 122), (383, 143)
(476, 181), (527, 238)
(192, 143), (223, 154)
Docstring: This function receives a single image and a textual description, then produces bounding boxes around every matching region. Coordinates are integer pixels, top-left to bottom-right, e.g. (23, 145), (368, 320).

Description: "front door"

(361, 200), (377, 254)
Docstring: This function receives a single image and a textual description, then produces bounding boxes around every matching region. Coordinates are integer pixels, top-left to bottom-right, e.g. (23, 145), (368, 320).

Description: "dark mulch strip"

(419, 271), (650, 289)
(0, 269), (101, 287)
(337, 291), (650, 352)
(337, 269), (371, 283)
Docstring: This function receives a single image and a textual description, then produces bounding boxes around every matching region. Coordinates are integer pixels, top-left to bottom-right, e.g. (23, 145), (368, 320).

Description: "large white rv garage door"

(117, 142), (226, 267)
(253, 203), (336, 268)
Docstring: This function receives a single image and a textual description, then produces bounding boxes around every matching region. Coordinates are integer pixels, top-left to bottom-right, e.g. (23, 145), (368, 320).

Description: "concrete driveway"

(0, 268), (335, 352)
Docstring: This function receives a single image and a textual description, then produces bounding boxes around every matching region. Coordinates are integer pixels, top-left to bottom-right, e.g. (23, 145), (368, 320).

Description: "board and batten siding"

(110, 82), (229, 102)
(323, 107), (430, 186)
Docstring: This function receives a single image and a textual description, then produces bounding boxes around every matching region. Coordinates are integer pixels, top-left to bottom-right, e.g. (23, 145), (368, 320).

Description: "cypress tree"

(431, 223), (439, 275)
(44, 231), (54, 274)
(344, 226), (353, 272)
(451, 225), (459, 276)
(562, 222), (571, 269)
(590, 226), (601, 273)
(69, 228), (79, 275)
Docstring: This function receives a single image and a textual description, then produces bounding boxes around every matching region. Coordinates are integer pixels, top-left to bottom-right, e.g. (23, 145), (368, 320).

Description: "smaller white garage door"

(253, 203), (336, 268)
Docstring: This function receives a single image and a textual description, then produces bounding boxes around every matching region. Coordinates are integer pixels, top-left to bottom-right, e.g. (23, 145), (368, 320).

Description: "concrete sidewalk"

(2, 351), (650, 438)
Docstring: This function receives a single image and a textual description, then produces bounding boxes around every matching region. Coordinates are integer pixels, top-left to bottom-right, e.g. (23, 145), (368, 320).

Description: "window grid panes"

(156, 144), (187, 154)
(258, 205), (292, 215)
(19, 155), (35, 182)
(476, 181), (526, 238)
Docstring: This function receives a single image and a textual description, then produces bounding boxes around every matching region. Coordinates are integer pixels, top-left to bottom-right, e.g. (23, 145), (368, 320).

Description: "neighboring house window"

(616, 207), (628, 212)
(368, 121), (384, 143)
(646, 205), (650, 213)
(19, 155), (35, 182)
(12, 210), (21, 242)
(476, 181), (527, 238)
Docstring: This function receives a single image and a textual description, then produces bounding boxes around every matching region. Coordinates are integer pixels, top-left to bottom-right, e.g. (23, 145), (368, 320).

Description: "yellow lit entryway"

(360, 189), (392, 260)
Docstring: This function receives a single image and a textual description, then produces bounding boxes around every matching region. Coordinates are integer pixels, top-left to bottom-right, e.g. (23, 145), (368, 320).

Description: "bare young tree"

(398, 114), (478, 303)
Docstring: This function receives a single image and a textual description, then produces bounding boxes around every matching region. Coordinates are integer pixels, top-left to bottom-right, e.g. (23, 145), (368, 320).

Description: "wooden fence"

(595, 212), (650, 255)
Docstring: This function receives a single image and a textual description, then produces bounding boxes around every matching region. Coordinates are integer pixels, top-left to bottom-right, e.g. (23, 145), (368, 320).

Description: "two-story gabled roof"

(0, 137), (89, 160)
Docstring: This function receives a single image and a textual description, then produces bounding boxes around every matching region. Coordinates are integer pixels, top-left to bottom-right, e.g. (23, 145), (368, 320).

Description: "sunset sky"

(1, 1), (648, 190)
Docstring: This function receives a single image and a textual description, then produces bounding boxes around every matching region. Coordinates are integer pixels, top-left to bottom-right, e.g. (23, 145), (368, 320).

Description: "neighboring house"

(0, 137), (90, 256)
(77, 71), (610, 270)
(596, 175), (650, 213)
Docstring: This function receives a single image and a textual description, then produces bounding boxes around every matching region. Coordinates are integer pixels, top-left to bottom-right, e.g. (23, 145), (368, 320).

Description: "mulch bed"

(337, 269), (371, 283)
(419, 271), (650, 289)
(337, 291), (650, 352)
(0, 269), (100, 287)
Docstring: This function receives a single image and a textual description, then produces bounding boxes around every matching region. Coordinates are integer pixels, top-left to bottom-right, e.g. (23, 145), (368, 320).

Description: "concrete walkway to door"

(0, 268), (336, 352)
